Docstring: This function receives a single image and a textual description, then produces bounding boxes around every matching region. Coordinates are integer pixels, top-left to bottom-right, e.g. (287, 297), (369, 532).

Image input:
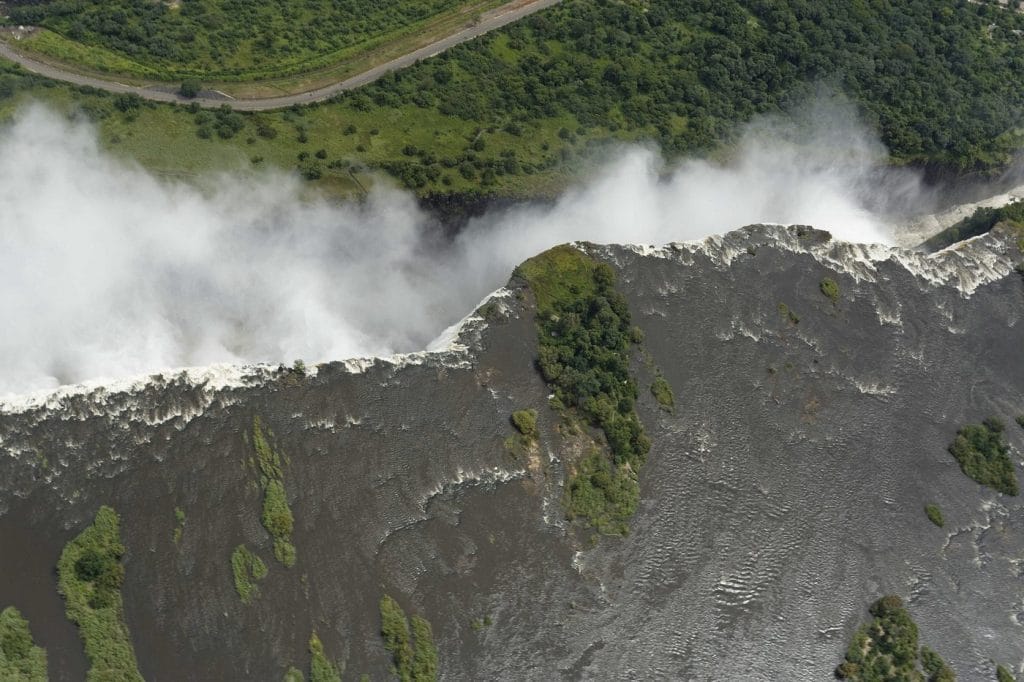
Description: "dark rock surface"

(0, 224), (1022, 680)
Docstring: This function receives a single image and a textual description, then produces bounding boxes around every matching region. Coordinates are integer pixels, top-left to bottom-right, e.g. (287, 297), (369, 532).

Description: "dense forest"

(3, 0), (1024, 194)
(342, 0), (1024, 171)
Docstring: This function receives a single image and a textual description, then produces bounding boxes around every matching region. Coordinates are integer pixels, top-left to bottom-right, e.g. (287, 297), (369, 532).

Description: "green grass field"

(3, 0), (506, 89)
(0, 68), (589, 198)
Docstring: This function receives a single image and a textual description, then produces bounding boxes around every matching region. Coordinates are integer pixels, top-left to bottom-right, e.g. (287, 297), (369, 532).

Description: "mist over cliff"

(0, 100), (930, 396)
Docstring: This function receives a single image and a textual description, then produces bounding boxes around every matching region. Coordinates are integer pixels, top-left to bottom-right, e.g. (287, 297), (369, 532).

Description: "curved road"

(0, 0), (560, 111)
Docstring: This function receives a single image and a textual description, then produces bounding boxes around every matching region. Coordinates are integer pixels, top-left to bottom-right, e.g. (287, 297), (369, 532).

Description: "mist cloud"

(0, 101), (923, 396)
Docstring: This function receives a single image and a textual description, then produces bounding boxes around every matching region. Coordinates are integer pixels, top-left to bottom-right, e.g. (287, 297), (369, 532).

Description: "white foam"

(2, 225), (1016, 422)
(0, 283), (500, 417)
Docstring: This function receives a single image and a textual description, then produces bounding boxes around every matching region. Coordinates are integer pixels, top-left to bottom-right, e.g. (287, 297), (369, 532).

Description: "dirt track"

(0, 0), (560, 111)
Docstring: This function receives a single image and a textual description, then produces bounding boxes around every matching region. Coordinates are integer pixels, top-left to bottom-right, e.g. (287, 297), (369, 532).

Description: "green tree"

(179, 79), (202, 99)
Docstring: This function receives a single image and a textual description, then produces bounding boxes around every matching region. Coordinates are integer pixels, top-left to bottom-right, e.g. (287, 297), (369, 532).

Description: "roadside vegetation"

(56, 505), (143, 681)
(924, 504), (944, 528)
(231, 544), (268, 605)
(515, 246), (651, 535)
(253, 417), (297, 567)
(379, 595), (438, 682)
(0, 606), (47, 681)
(835, 595), (954, 681)
(923, 200), (1024, 251)
(948, 418), (1019, 496)
(5, 0), (1024, 198)
(3, 0), (502, 83)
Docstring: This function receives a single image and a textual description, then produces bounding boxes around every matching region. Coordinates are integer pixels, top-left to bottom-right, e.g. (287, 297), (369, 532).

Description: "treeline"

(924, 200), (1024, 251)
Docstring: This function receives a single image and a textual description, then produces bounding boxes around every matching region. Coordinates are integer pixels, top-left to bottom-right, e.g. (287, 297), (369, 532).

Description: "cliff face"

(1, 225), (1022, 680)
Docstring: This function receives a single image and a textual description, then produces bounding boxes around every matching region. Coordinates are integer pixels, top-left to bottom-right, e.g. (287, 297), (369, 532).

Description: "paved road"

(0, 0), (561, 111)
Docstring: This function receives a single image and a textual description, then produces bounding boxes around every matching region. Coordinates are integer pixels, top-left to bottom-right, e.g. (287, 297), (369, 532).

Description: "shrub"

(379, 595), (412, 676)
(511, 409), (538, 441)
(1017, 415), (1024, 430)
(113, 93), (140, 114)
(179, 79), (201, 99)
(820, 277), (840, 305)
(255, 119), (278, 139)
(651, 376), (674, 411)
(173, 507), (185, 544)
(0, 607), (47, 681)
(262, 480), (294, 538)
(57, 506), (142, 681)
(379, 595), (437, 682)
(230, 545), (268, 605)
(836, 596), (952, 681)
(410, 616), (438, 681)
(924, 504), (944, 528)
(309, 632), (341, 682)
(948, 418), (1019, 495)
(997, 664), (1017, 682)
(565, 450), (639, 535)
(778, 302), (800, 325)
(253, 418), (297, 567)
(920, 646), (955, 682)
